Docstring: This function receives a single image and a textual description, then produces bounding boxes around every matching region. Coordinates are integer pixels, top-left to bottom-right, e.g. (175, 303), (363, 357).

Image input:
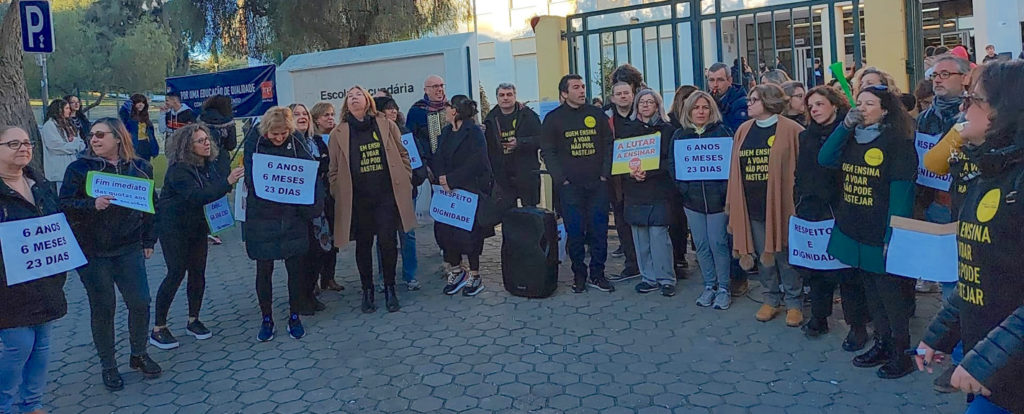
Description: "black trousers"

(803, 268), (870, 326)
(256, 257), (306, 316)
(353, 199), (399, 290)
(669, 200), (689, 265)
(154, 233), (209, 326)
(862, 270), (915, 350)
(610, 186), (638, 274)
(444, 249), (481, 271)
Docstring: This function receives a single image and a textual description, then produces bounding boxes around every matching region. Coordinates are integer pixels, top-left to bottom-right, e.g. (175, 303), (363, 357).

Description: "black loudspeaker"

(501, 207), (559, 298)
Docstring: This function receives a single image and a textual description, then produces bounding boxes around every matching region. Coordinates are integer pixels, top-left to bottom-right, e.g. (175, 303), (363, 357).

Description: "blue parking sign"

(19, 0), (53, 53)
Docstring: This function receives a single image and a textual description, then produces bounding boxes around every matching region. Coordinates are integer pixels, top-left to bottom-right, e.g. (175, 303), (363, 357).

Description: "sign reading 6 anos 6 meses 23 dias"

(252, 153), (319, 205)
(0, 213), (87, 286)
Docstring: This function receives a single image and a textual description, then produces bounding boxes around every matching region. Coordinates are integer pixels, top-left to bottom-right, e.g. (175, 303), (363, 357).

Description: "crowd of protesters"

(0, 46), (1022, 414)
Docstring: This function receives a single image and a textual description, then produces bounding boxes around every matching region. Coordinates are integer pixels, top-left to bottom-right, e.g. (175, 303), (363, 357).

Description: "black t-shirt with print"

(739, 124), (775, 221)
(835, 131), (917, 245)
(349, 123), (392, 199)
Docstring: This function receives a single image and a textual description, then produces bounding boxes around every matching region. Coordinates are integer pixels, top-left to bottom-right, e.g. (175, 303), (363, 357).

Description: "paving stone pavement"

(41, 223), (966, 413)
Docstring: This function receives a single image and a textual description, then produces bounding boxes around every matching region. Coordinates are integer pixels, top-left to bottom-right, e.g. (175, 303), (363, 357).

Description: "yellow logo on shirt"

(976, 189), (1000, 223)
(767, 135), (776, 148)
(372, 131), (380, 141)
(584, 116), (597, 128)
(512, 119), (518, 129)
(864, 148), (884, 167)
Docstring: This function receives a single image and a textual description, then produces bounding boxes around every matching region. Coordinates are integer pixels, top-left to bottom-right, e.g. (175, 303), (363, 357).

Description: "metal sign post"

(20, 0), (54, 118)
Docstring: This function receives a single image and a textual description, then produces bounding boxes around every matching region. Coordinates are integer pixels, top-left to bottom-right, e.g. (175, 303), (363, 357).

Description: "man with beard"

(482, 83), (543, 207)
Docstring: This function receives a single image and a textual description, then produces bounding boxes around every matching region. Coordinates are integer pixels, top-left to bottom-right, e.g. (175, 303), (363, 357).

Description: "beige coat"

(327, 114), (417, 249)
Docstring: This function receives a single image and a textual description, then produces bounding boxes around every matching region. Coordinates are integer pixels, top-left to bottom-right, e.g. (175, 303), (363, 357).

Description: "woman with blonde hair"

(289, 103), (313, 139)
(328, 86), (416, 313)
(243, 106), (322, 341)
(149, 124), (244, 349)
(852, 67), (901, 94)
(673, 91), (735, 309)
(60, 118), (161, 390)
(726, 84), (805, 326)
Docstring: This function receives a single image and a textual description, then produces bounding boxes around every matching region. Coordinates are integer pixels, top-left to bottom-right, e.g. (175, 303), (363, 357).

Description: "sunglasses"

(90, 131), (113, 139)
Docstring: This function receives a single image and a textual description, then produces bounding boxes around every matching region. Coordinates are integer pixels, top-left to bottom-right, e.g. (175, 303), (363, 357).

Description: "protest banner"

(400, 133), (424, 169)
(673, 137), (733, 181)
(85, 171), (155, 214)
(915, 132), (952, 191)
(251, 153), (319, 205)
(204, 195), (234, 235)
(430, 185), (478, 231)
(233, 181), (247, 222)
(0, 213), (87, 286)
(885, 216), (958, 282)
(788, 217), (849, 270)
(611, 133), (661, 175)
(165, 65), (277, 118)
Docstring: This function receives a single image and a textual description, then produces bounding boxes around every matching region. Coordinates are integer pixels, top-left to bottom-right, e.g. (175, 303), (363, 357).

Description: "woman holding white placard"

(328, 86), (416, 313)
(149, 124), (243, 350)
(60, 118), (161, 391)
(242, 107), (322, 342)
(672, 91), (734, 309)
(793, 86), (871, 351)
(0, 126), (67, 414)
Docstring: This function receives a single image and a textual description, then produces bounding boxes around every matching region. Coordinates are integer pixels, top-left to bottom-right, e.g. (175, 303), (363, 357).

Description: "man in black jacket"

(540, 74), (615, 294)
(483, 83), (542, 207)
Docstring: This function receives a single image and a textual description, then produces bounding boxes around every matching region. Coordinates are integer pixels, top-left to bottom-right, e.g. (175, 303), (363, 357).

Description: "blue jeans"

(965, 396), (1011, 414)
(684, 208), (731, 290)
(0, 324), (52, 414)
(78, 250), (151, 369)
(560, 181), (609, 281)
(377, 229), (417, 283)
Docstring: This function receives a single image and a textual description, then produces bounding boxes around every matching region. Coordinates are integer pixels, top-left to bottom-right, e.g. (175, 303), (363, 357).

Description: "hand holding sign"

(0, 213), (87, 286)
(85, 171), (155, 214)
(252, 153), (318, 205)
(674, 138), (733, 181)
(95, 195), (114, 211)
(612, 133), (661, 175)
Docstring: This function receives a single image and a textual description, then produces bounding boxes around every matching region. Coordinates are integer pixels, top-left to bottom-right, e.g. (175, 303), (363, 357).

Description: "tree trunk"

(0, 0), (43, 171)
(83, 92), (107, 113)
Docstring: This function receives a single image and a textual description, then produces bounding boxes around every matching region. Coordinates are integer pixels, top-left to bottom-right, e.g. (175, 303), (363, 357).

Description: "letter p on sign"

(20, 1), (53, 54)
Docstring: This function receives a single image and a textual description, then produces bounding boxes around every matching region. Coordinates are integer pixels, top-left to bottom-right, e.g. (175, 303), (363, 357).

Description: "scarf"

(932, 95), (963, 123)
(854, 123), (883, 144)
(418, 93), (447, 113)
(755, 114), (779, 128)
(346, 113), (375, 132)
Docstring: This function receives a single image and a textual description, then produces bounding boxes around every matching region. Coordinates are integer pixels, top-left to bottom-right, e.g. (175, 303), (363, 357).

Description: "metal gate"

(566, 0), (868, 103)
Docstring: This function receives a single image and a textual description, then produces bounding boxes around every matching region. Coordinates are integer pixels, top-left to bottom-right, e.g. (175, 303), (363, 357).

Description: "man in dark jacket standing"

(541, 74), (615, 294)
(707, 62), (749, 132)
(483, 83), (542, 207)
(159, 91), (196, 140)
(406, 75), (449, 171)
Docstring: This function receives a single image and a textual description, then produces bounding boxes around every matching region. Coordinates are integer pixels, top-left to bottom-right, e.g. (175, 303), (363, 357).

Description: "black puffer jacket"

(241, 129), (322, 260)
(671, 122), (733, 214)
(59, 154), (156, 257)
(794, 111), (846, 221)
(155, 161), (232, 239)
(0, 167), (68, 330)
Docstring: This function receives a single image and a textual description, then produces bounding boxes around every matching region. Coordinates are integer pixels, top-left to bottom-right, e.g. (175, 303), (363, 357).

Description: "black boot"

(361, 288), (377, 313)
(102, 368), (124, 391)
(877, 348), (915, 379)
(852, 336), (890, 367)
(384, 284), (401, 313)
(842, 325), (870, 352)
(129, 354), (163, 378)
(801, 318), (829, 338)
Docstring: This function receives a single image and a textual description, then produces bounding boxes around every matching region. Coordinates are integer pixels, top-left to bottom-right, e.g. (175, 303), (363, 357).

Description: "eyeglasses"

(192, 137), (211, 145)
(933, 71), (964, 80)
(426, 84), (445, 89)
(638, 100), (657, 106)
(748, 97), (762, 103)
(0, 140), (33, 150)
(90, 131), (113, 139)
(962, 92), (989, 109)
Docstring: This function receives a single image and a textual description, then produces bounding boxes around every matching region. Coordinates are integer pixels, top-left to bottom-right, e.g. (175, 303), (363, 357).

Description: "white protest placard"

(400, 133), (424, 169)
(204, 195), (234, 235)
(674, 137), (733, 181)
(885, 216), (958, 282)
(915, 132), (952, 191)
(85, 171), (155, 214)
(251, 153), (319, 205)
(233, 181), (246, 222)
(0, 213), (87, 286)
(429, 185), (478, 231)
(788, 217), (849, 270)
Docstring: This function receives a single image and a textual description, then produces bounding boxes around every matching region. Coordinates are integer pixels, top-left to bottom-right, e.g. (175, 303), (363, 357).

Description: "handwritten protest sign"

(612, 133), (661, 175)
(252, 153), (318, 205)
(885, 216), (958, 282)
(0, 213), (87, 286)
(915, 132), (952, 191)
(85, 171), (155, 214)
(400, 133), (424, 169)
(204, 195), (234, 235)
(674, 137), (733, 181)
(430, 185), (478, 231)
(788, 217), (849, 270)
